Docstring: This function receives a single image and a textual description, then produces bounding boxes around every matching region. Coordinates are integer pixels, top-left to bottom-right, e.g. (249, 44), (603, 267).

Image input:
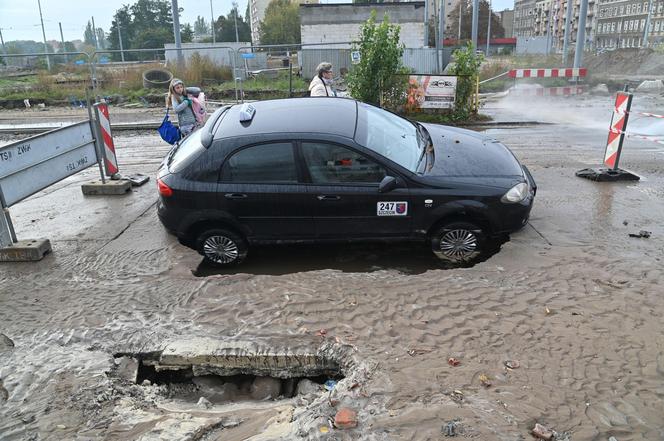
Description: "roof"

(216, 98), (358, 139)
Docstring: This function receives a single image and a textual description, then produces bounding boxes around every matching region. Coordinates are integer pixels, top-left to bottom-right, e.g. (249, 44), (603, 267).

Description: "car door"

(218, 141), (314, 240)
(299, 141), (412, 239)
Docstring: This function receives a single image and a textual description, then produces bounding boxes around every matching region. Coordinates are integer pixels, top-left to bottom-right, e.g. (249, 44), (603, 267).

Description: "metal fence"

(0, 43), (455, 105)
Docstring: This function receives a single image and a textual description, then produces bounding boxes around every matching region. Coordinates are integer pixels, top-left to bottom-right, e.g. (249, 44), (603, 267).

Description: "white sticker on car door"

(377, 201), (408, 216)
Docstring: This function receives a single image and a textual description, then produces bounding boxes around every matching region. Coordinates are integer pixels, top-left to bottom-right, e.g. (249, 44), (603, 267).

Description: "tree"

(347, 12), (407, 107)
(449, 42), (483, 116)
(215, 4), (251, 42)
(84, 21), (96, 46)
(96, 28), (107, 49)
(193, 16), (210, 40)
(107, 0), (175, 61)
(108, 6), (133, 61)
(258, 0), (300, 45)
(447, 0), (504, 41)
(181, 23), (194, 43)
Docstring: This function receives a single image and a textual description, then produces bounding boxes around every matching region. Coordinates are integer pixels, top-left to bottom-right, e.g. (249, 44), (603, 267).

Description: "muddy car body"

(157, 98), (536, 266)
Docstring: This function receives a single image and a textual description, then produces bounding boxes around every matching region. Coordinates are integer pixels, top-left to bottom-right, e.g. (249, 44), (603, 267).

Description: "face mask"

(323, 78), (333, 85)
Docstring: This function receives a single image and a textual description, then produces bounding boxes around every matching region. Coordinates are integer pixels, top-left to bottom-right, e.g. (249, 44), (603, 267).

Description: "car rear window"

(168, 129), (205, 173)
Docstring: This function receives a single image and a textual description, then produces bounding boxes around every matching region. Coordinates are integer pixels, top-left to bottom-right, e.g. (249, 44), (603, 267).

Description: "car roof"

(214, 98), (358, 139)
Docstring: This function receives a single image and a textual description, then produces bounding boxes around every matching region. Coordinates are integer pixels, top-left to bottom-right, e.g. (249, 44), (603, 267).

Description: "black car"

(157, 98), (536, 266)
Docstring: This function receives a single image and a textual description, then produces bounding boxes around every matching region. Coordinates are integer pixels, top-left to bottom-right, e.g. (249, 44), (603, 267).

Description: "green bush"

(346, 11), (408, 106)
(449, 42), (483, 118)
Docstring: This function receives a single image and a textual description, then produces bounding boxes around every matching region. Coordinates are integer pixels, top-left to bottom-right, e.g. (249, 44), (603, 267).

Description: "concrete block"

(81, 180), (132, 195)
(0, 239), (52, 262)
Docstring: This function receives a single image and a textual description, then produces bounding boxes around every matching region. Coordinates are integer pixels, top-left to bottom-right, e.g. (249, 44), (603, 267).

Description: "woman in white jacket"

(309, 62), (336, 97)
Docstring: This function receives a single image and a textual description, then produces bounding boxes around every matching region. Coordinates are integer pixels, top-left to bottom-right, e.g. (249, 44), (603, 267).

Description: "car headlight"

(501, 182), (529, 203)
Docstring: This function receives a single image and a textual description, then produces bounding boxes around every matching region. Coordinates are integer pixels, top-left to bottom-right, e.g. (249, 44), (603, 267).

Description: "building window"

(641, 18), (646, 29)
(636, 3), (642, 13)
(618, 20), (623, 30)
(655, 20), (660, 30)
(658, 3), (663, 13)
(626, 4), (631, 13)
(620, 5), (624, 14)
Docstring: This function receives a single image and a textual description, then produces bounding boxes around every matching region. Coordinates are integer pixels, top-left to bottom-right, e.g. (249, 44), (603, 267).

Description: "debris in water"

(324, 379), (337, 391)
(532, 422), (554, 440)
(0, 333), (14, 351)
(504, 360), (520, 369)
(197, 397), (213, 409)
(448, 357), (461, 367)
(628, 230), (651, 238)
(450, 390), (464, 402)
(315, 329), (328, 337)
(442, 419), (460, 436)
(408, 348), (432, 356)
(334, 407), (358, 429)
(479, 374), (492, 387)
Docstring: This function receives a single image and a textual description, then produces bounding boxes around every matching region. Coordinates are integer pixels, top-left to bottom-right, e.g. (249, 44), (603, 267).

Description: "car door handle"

(317, 195), (341, 201)
(225, 193), (248, 199)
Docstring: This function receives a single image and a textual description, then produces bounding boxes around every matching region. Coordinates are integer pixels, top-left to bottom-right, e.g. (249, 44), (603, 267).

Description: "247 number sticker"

(377, 201), (408, 216)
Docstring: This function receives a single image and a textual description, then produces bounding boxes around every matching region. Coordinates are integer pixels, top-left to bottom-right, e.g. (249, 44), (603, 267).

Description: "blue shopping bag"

(157, 108), (181, 145)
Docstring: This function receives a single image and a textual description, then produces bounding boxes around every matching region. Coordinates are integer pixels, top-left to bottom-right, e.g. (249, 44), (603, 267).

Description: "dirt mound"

(585, 48), (664, 76)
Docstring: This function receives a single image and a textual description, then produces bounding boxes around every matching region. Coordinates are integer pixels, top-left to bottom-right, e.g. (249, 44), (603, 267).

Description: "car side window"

(221, 142), (297, 183)
(301, 142), (386, 184)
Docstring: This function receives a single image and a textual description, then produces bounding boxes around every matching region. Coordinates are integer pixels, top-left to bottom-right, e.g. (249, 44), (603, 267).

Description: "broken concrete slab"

(0, 239), (51, 262)
(159, 338), (340, 379)
(81, 180), (131, 196)
(114, 356), (139, 384)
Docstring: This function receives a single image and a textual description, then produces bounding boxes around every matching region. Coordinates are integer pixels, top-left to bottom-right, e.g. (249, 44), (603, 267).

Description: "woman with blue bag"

(167, 78), (198, 136)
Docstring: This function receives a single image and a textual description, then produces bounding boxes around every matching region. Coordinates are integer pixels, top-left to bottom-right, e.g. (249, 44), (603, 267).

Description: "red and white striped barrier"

(94, 103), (119, 177)
(604, 92), (632, 169)
(609, 128), (664, 146)
(614, 109), (664, 119)
(509, 86), (586, 97)
(508, 68), (587, 78)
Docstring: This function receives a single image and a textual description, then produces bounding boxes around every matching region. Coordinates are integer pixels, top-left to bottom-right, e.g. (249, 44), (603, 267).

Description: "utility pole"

(573, 0), (588, 69)
(233, 2), (240, 43)
(439, 0), (445, 67)
(91, 16), (99, 49)
(471, 0), (479, 48)
(458, 1), (462, 40)
(562, 0), (573, 64)
(118, 20), (125, 62)
(0, 28), (7, 58)
(424, 0), (430, 47)
(37, 0), (51, 71)
(59, 22), (67, 63)
(210, 0), (216, 44)
(643, 0), (654, 47)
(485, 0), (492, 56)
(171, 0), (184, 66)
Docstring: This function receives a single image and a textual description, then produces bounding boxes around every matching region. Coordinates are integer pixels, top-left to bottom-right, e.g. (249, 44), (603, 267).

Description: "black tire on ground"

(196, 228), (248, 266)
(430, 221), (486, 265)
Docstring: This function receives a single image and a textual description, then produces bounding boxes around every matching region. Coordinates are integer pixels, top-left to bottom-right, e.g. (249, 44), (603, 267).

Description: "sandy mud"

(1, 94), (664, 440)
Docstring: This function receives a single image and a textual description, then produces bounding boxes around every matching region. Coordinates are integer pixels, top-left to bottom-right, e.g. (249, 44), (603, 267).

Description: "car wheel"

(196, 228), (248, 266)
(431, 222), (485, 265)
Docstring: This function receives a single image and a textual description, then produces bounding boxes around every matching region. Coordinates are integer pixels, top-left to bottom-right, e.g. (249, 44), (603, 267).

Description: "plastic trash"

(324, 379), (337, 391)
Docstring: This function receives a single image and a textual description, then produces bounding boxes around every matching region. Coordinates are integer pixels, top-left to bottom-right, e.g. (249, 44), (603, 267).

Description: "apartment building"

(514, 0), (597, 49)
(595, 0), (664, 47)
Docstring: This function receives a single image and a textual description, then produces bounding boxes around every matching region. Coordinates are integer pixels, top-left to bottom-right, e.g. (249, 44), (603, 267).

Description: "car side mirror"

(379, 176), (399, 193)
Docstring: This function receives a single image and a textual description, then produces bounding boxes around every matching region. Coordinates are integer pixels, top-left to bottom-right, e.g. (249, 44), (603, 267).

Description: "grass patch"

(402, 111), (492, 125)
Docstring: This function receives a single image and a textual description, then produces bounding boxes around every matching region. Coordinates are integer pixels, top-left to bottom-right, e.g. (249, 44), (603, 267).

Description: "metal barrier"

(0, 88), (108, 255)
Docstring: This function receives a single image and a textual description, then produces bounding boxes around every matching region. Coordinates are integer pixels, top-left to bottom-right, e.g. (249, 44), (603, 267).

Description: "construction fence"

(0, 43), (455, 105)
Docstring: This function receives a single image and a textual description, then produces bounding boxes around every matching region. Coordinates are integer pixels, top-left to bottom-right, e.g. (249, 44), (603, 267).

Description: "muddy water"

(1, 98), (664, 440)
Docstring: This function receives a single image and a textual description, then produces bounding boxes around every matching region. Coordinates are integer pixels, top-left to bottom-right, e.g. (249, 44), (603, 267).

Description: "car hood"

(420, 123), (525, 187)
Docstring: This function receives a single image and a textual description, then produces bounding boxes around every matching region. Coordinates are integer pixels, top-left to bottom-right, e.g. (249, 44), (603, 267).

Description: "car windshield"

(355, 104), (424, 172)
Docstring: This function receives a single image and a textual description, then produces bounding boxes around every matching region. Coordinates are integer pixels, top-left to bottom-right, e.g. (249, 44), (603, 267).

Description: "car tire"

(431, 221), (485, 265)
(196, 228), (248, 266)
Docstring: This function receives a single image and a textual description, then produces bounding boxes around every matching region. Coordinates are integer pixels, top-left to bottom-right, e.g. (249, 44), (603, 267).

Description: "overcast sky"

(0, 0), (514, 43)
